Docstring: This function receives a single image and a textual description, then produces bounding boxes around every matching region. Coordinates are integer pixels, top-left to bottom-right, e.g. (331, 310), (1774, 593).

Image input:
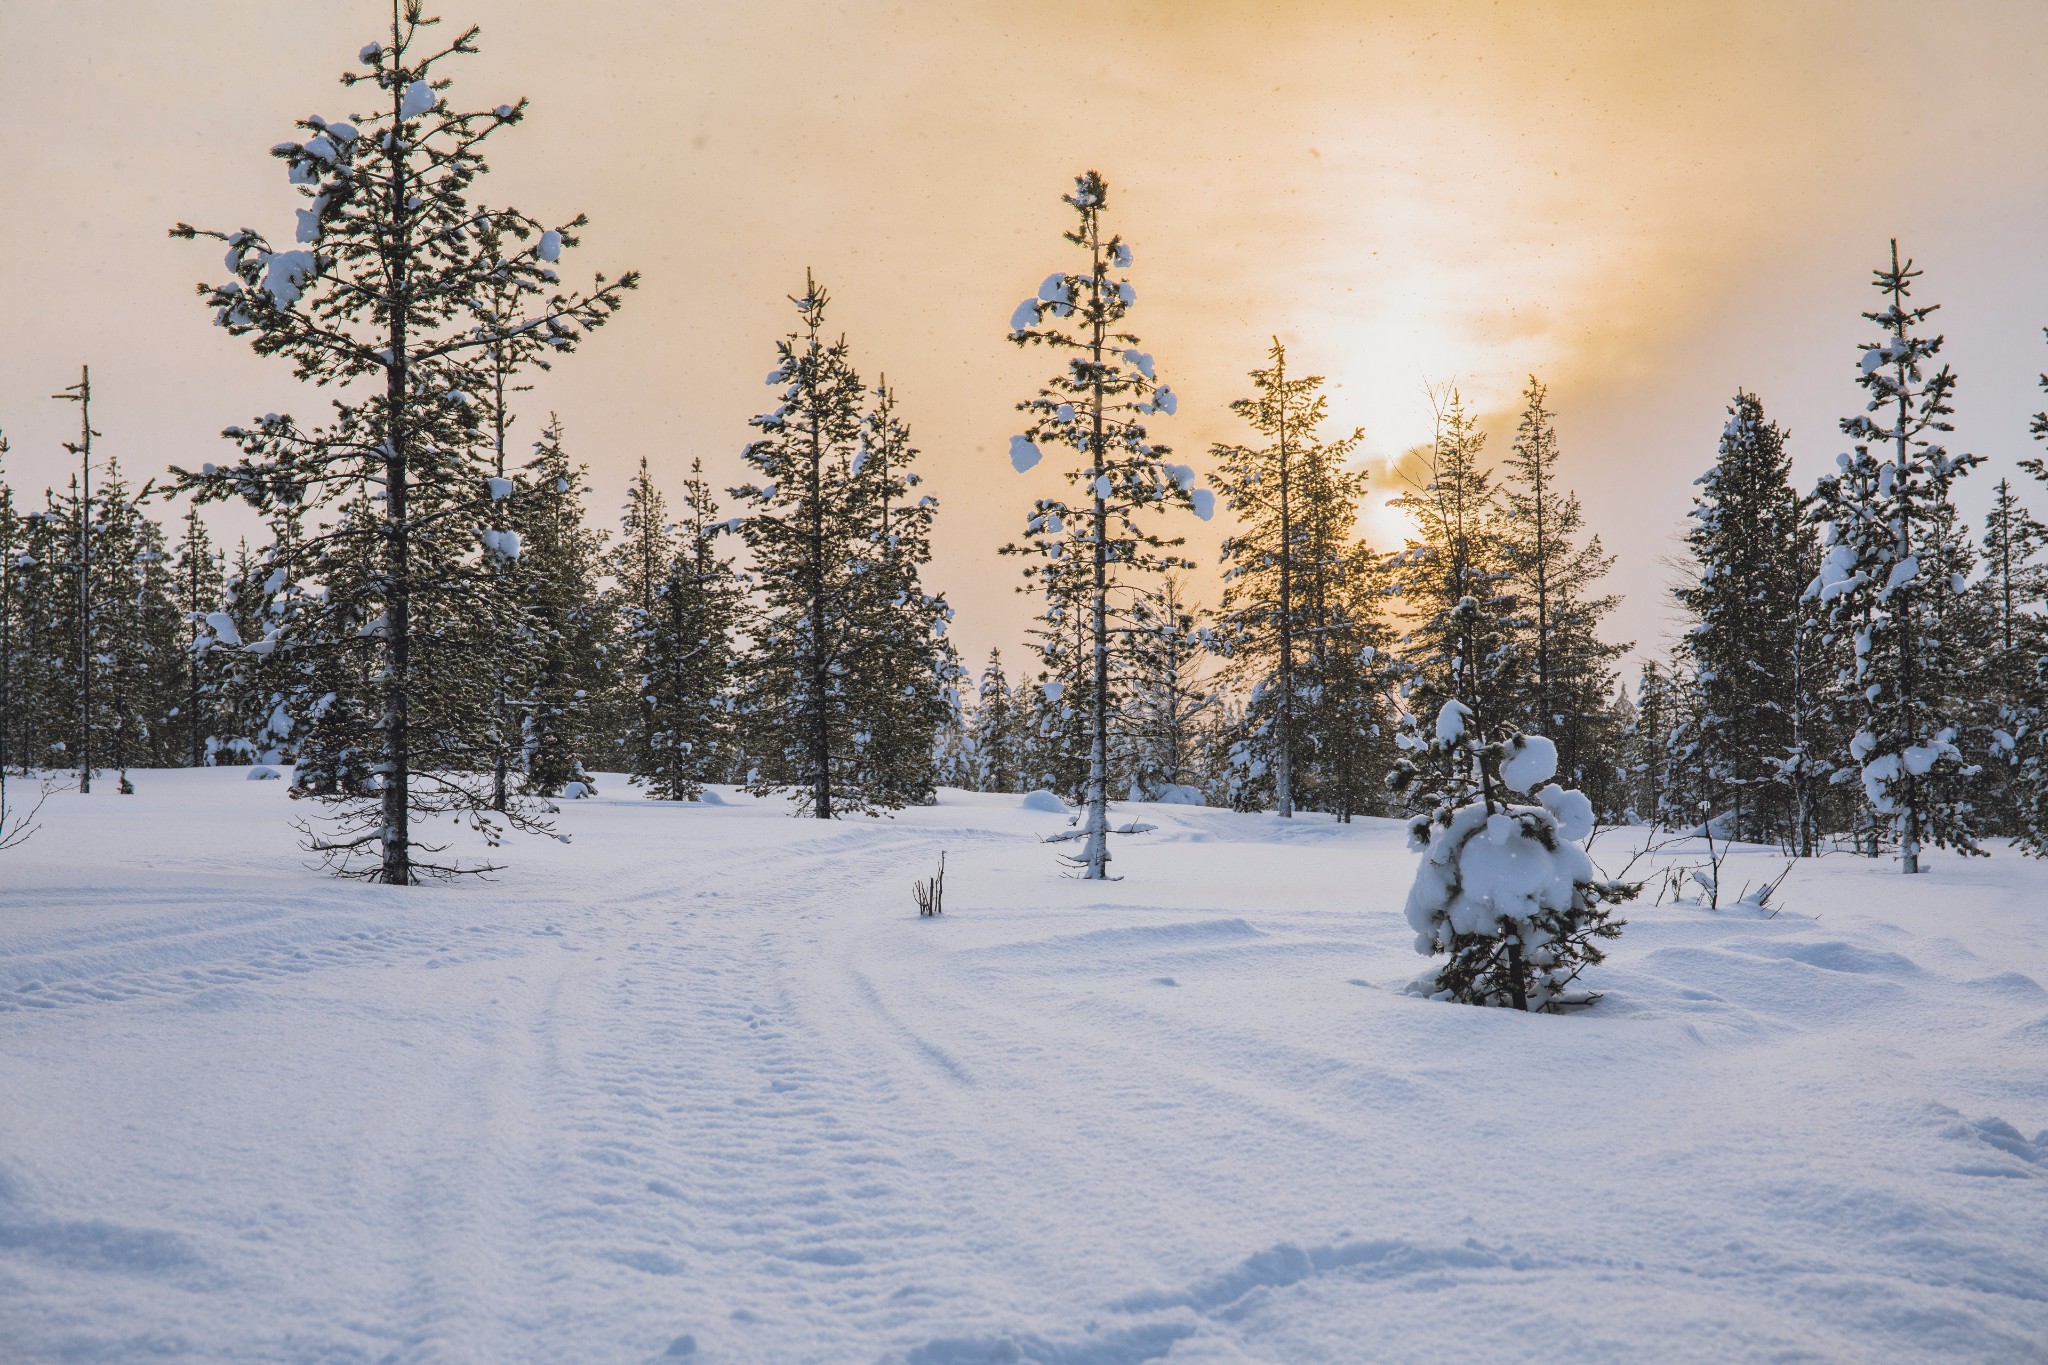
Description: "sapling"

(1390, 699), (1631, 1011)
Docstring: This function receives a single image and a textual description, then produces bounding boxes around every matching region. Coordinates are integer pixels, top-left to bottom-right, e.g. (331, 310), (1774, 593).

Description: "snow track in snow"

(3, 773), (2047, 1362)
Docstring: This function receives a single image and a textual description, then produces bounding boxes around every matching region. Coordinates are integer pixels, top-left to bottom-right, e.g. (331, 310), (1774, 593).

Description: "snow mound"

(246, 766), (282, 782)
(1499, 734), (1557, 792)
(1019, 790), (1066, 813)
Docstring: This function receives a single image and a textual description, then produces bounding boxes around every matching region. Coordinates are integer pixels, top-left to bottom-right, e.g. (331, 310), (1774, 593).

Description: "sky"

(5, 0), (2048, 682)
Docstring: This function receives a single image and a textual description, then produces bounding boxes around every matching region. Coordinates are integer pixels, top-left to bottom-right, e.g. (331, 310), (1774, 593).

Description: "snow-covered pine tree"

(734, 273), (899, 817)
(1498, 378), (1626, 795)
(633, 458), (741, 801)
(509, 417), (613, 796)
(1674, 391), (1811, 842)
(1808, 241), (1983, 873)
(1002, 171), (1207, 877)
(169, 6), (634, 880)
(1209, 339), (1367, 817)
(968, 648), (1024, 793)
(849, 377), (953, 806)
(1392, 697), (1629, 1011)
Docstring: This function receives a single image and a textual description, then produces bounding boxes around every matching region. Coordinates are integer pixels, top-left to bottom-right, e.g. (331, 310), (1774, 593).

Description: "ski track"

(2, 773), (2047, 1362)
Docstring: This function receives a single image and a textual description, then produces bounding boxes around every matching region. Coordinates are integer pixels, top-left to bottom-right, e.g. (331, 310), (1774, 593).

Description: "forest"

(2, 7), (2047, 894)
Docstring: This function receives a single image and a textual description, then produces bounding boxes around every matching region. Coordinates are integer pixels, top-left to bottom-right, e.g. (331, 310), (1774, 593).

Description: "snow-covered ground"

(2, 771), (2045, 1363)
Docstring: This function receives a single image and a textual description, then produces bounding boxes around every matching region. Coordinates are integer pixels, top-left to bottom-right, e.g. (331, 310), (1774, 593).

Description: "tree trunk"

(379, 64), (413, 886)
(1080, 223), (1111, 878)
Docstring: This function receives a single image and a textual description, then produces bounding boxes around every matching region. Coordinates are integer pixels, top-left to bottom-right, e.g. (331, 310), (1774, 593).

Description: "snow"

(399, 80), (436, 120)
(1008, 435), (1041, 473)
(258, 250), (316, 307)
(537, 229), (562, 263)
(1536, 782), (1595, 842)
(1499, 733), (1558, 792)
(1406, 802), (1594, 941)
(1434, 699), (1472, 746)
(1019, 789), (1066, 812)
(1190, 488), (1216, 521)
(201, 612), (241, 647)
(1009, 298), (1038, 332)
(479, 527), (523, 561)
(4, 773), (2046, 1361)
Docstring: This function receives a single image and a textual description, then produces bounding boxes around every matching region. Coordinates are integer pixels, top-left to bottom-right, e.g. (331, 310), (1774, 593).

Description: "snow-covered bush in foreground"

(1392, 703), (1630, 1011)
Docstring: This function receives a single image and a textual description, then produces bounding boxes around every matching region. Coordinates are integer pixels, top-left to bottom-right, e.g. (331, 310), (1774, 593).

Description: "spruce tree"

(1809, 241), (1982, 872)
(969, 648), (1024, 793)
(168, 6), (634, 880)
(1674, 391), (1810, 842)
(734, 273), (898, 817)
(611, 457), (676, 777)
(850, 377), (952, 806)
(1209, 340), (1367, 817)
(1002, 171), (1206, 877)
(1498, 378), (1626, 794)
(1123, 575), (1217, 802)
(510, 417), (612, 796)
(634, 459), (741, 801)
(0, 437), (17, 778)
(1387, 390), (1518, 784)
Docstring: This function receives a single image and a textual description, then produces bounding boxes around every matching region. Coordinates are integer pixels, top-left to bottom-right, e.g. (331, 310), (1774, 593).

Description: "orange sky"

(5, 1), (2048, 680)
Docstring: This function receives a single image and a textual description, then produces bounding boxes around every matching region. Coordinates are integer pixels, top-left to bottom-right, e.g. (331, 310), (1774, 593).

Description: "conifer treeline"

(1628, 241), (2048, 867)
(5, 5), (2047, 885)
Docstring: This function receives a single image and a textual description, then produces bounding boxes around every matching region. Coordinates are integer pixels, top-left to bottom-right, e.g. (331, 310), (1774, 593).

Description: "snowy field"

(2, 771), (2046, 1363)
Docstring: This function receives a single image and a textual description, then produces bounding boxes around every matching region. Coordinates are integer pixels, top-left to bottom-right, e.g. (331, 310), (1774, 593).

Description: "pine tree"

(1387, 390), (1518, 793)
(1311, 543), (1400, 821)
(634, 459), (741, 801)
(1209, 340), (1368, 817)
(89, 458), (184, 784)
(1123, 575), (1218, 801)
(171, 507), (226, 767)
(611, 457), (676, 777)
(169, 6), (634, 880)
(1809, 241), (1983, 872)
(849, 377), (953, 806)
(1002, 171), (1205, 877)
(2011, 456), (2048, 855)
(511, 417), (613, 796)
(1674, 391), (1811, 842)
(734, 273), (902, 817)
(1393, 695), (1629, 1011)
(0, 435), (18, 778)
(969, 648), (1024, 793)
(1498, 378), (1627, 795)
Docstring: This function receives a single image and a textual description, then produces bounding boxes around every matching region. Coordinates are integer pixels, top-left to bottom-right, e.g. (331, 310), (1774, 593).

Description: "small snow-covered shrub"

(1392, 706), (1631, 1011)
